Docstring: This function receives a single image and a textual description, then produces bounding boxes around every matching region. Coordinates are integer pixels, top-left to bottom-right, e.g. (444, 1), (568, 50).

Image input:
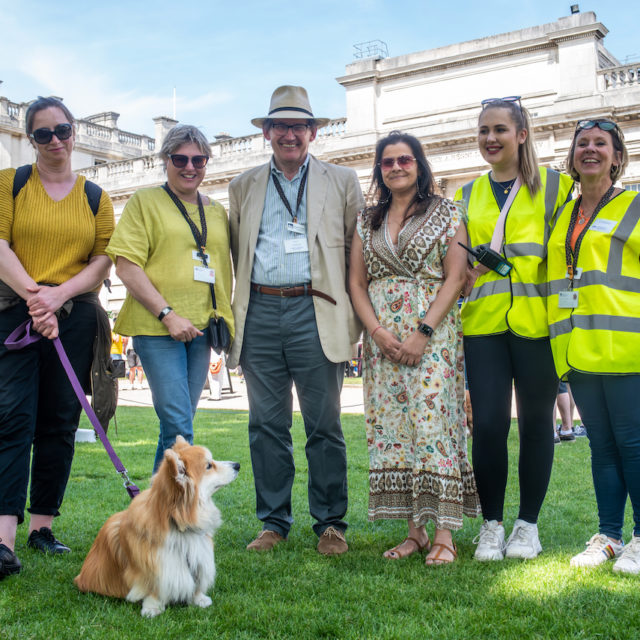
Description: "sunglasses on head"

(169, 154), (209, 169)
(576, 119), (617, 133)
(29, 123), (73, 145)
(481, 96), (522, 110)
(379, 155), (416, 170)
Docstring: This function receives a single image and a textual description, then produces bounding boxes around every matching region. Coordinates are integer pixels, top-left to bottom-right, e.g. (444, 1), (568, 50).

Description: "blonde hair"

(479, 101), (541, 196)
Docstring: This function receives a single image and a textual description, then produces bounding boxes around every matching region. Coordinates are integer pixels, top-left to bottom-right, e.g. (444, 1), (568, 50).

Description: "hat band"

(268, 106), (314, 118)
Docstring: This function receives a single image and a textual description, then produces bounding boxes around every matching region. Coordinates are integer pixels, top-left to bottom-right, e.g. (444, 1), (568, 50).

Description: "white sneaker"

(613, 536), (640, 574)
(505, 519), (542, 559)
(571, 533), (624, 567)
(473, 520), (505, 561)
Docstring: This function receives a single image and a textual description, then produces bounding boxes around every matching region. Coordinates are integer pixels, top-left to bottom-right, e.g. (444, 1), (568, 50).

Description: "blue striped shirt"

(251, 156), (311, 286)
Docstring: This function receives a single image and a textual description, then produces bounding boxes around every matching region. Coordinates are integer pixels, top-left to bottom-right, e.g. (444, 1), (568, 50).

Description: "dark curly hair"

(365, 131), (437, 230)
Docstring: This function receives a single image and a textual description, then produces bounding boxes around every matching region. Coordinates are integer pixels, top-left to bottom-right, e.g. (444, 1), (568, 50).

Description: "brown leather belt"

(251, 283), (336, 305)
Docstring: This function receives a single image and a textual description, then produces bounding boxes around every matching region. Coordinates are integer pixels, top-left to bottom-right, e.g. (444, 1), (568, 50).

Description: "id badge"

(287, 221), (306, 235)
(194, 265), (215, 283)
(192, 249), (211, 262)
(284, 237), (308, 254)
(558, 290), (579, 309)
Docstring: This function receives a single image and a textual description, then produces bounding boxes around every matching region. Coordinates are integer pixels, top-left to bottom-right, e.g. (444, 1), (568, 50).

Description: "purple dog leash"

(5, 319), (140, 499)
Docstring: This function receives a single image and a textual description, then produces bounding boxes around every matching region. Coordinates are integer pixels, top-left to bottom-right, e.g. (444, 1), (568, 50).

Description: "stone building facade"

(1, 11), (639, 312)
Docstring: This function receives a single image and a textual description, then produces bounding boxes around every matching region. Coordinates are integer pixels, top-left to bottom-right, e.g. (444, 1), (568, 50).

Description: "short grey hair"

(159, 125), (211, 160)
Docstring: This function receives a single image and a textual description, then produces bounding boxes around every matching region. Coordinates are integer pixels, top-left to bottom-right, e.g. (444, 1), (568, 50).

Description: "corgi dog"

(74, 436), (239, 617)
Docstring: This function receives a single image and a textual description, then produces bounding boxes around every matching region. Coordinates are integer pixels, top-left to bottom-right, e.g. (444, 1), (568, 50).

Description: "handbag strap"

(490, 176), (521, 253)
(4, 320), (139, 499)
(161, 183), (218, 312)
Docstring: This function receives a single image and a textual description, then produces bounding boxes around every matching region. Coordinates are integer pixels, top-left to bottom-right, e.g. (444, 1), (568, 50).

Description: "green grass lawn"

(2, 407), (638, 640)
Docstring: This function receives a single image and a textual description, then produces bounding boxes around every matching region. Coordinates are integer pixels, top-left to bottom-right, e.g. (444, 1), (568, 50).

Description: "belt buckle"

(280, 287), (288, 298)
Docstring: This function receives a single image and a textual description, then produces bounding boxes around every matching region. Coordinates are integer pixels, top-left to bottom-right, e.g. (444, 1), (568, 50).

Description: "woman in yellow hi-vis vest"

(456, 97), (573, 562)
(547, 119), (640, 574)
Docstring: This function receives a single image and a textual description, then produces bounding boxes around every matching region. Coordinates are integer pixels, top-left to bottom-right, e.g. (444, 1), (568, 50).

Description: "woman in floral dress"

(350, 131), (480, 565)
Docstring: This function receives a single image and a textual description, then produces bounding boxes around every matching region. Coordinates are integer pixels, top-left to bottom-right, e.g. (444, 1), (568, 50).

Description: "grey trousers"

(240, 289), (348, 537)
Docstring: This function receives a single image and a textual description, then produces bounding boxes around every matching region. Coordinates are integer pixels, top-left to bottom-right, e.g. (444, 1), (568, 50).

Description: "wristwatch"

(417, 322), (434, 337)
(157, 306), (173, 321)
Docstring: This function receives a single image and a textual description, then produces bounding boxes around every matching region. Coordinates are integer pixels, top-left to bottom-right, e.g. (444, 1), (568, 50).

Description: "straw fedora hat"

(251, 85), (330, 129)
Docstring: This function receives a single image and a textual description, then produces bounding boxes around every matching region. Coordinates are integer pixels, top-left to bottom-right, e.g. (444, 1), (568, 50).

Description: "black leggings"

(464, 332), (558, 523)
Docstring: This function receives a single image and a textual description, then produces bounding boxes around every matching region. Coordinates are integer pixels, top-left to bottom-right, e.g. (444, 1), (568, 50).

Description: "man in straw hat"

(228, 85), (364, 555)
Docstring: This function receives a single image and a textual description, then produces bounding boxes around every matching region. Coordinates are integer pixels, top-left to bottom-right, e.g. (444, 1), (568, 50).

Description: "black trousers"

(464, 332), (557, 523)
(0, 301), (96, 524)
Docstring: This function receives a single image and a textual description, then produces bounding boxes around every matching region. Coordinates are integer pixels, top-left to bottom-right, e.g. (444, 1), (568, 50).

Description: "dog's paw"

(141, 597), (165, 618)
(193, 592), (212, 608)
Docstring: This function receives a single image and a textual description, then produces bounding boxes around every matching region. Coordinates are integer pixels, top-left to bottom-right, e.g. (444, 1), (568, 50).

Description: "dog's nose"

(232, 462), (240, 472)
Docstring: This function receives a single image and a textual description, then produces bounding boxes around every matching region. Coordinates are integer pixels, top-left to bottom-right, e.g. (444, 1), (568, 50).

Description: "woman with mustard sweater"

(0, 97), (114, 578)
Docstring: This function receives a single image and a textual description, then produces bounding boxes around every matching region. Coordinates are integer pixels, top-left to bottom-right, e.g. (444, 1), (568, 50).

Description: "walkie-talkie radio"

(458, 242), (512, 277)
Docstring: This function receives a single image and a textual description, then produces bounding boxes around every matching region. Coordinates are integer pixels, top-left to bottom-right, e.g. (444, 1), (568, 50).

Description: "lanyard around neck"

(271, 164), (308, 223)
(162, 182), (217, 309)
(564, 184), (615, 285)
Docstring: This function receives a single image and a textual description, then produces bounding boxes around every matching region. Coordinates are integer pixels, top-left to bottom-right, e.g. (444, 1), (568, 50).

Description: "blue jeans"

(133, 334), (210, 472)
(570, 372), (640, 539)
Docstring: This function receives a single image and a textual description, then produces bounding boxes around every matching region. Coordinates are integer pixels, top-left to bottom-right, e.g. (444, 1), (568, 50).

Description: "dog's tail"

(74, 513), (130, 598)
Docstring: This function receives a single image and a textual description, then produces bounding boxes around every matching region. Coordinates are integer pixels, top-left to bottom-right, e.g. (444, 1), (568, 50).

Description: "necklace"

(496, 178), (517, 194)
(490, 174), (517, 196)
(577, 206), (587, 225)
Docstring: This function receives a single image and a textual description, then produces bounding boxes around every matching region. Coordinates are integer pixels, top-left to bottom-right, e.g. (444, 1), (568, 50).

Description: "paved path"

(116, 377), (366, 414)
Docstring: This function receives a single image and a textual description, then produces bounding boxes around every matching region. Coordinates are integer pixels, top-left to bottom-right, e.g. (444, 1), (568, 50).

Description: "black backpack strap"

(12, 164), (33, 199)
(84, 180), (103, 217)
(13, 164), (102, 216)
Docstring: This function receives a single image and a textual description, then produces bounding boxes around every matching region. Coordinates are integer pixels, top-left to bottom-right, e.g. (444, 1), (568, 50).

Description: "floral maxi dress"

(359, 198), (480, 530)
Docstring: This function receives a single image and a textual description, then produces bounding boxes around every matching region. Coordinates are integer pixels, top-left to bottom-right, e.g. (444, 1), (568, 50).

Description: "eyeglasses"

(481, 96), (522, 110)
(379, 155), (416, 170)
(270, 123), (310, 135)
(576, 119), (617, 133)
(29, 123), (73, 144)
(169, 154), (209, 169)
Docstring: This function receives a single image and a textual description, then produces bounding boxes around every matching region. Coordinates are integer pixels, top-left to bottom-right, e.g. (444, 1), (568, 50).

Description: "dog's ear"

(173, 435), (189, 449)
(163, 449), (188, 488)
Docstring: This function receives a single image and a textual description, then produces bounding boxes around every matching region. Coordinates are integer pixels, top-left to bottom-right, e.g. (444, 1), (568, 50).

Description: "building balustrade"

(600, 63), (640, 90)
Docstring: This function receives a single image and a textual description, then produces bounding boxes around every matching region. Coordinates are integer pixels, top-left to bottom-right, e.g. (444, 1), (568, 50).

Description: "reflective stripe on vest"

(456, 168), (573, 338)
(547, 191), (640, 377)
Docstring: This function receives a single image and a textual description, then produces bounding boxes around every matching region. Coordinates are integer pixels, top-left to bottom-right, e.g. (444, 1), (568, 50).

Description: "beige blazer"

(227, 155), (364, 369)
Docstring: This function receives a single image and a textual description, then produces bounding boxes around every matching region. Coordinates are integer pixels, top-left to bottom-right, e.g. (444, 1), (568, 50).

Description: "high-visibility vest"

(456, 167), (574, 338)
(547, 190), (640, 378)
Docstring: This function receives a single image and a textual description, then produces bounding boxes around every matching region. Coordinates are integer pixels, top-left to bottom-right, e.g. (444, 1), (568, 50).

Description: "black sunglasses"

(481, 96), (522, 110)
(169, 154), (209, 169)
(30, 123), (73, 144)
(576, 119), (618, 133)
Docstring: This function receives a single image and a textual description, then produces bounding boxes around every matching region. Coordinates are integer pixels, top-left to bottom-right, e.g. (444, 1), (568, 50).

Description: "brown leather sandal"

(425, 541), (457, 566)
(383, 535), (431, 560)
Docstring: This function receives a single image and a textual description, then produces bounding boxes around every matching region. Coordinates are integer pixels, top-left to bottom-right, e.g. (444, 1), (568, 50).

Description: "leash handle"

(5, 320), (140, 499)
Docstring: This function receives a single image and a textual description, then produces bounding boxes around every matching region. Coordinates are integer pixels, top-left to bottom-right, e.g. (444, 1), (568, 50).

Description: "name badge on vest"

(590, 219), (617, 234)
(558, 290), (579, 309)
(287, 221), (306, 235)
(194, 266), (215, 284)
(284, 237), (308, 254)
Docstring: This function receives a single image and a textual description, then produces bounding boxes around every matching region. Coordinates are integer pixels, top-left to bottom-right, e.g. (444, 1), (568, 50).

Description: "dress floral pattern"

(359, 198), (480, 529)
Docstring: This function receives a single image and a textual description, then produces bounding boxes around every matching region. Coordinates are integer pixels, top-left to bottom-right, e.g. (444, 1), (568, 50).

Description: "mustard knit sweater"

(0, 164), (114, 284)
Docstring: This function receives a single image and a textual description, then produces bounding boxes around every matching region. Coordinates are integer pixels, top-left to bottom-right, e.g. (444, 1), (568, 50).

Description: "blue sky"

(0, 1), (636, 140)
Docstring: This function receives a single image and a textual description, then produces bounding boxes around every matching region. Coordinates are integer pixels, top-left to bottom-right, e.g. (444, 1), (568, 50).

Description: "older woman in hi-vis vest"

(547, 119), (640, 574)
